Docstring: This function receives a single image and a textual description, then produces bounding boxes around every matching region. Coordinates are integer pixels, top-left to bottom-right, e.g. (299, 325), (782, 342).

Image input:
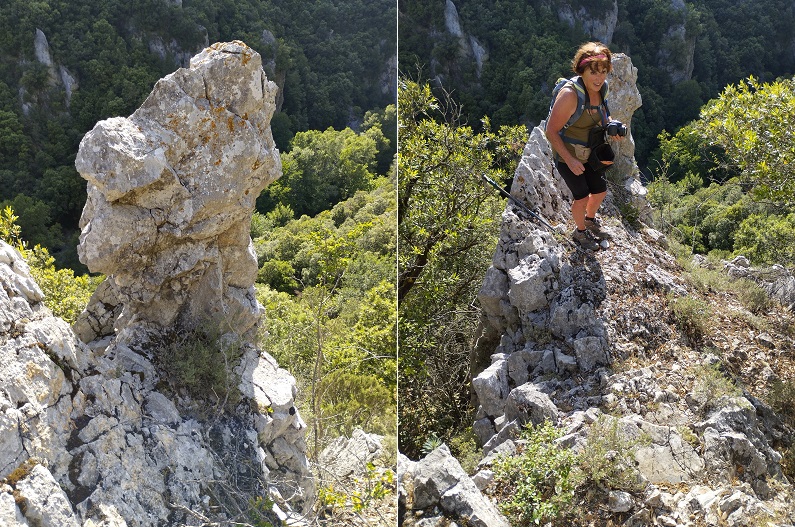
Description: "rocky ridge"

(400, 54), (795, 526)
(1, 42), (313, 527)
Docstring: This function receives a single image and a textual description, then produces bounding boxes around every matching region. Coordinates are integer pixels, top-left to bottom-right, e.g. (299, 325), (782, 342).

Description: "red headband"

(578, 54), (608, 68)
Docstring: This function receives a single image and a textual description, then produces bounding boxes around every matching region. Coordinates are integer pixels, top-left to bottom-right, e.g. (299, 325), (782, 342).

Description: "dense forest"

(399, 0), (795, 174)
(0, 0), (396, 270)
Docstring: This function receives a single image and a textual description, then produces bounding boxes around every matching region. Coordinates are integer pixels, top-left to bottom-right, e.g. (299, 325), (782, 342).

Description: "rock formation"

(26, 28), (78, 111)
(435, 0), (488, 82)
(1, 42), (314, 527)
(399, 446), (510, 527)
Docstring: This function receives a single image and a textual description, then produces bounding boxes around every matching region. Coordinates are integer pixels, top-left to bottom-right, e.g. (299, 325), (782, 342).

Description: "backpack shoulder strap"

(546, 76), (587, 132)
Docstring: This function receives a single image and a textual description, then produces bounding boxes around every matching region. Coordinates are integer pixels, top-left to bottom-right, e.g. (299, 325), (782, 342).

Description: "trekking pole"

(480, 174), (557, 231)
(480, 174), (585, 253)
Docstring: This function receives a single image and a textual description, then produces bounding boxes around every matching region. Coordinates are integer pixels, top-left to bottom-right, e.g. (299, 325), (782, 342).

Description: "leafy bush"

(689, 362), (741, 414)
(576, 417), (646, 497)
(492, 422), (580, 525)
(734, 278), (771, 314)
(669, 294), (713, 344)
(0, 205), (25, 251)
(25, 245), (103, 324)
(318, 463), (395, 516)
(492, 418), (648, 526)
(257, 259), (299, 293)
(158, 325), (242, 410)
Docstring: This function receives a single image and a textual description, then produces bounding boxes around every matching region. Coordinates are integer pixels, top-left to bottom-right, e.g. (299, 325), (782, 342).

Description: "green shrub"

(576, 417), (646, 497)
(449, 428), (481, 475)
(733, 278), (771, 314)
(689, 362), (741, 414)
(492, 421), (580, 525)
(669, 294), (713, 343)
(257, 259), (299, 293)
(0, 205), (26, 251)
(768, 379), (795, 428)
(158, 325), (242, 410)
(26, 244), (103, 324)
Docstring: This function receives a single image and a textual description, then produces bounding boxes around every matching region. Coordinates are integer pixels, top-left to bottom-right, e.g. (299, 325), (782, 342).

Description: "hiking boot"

(572, 228), (599, 251)
(585, 216), (611, 240)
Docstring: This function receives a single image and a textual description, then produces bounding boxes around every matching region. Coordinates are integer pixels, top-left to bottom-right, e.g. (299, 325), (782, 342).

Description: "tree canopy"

(398, 78), (526, 458)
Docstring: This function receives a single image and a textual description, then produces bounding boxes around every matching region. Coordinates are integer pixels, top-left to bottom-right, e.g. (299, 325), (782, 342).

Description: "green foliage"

(316, 370), (395, 441)
(448, 429), (482, 475)
(492, 421), (580, 525)
(259, 125), (387, 218)
(255, 178), (396, 456)
(318, 463), (395, 515)
(0, 205), (26, 252)
(25, 245), (102, 324)
(257, 259), (299, 293)
(420, 434), (443, 456)
(692, 77), (795, 205)
(767, 379), (795, 480)
(247, 496), (276, 527)
(651, 77), (795, 268)
(398, 78), (527, 458)
(576, 417), (646, 496)
(668, 294), (713, 344)
(734, 213), (795, 266)
(157, 325), (242, 410)
(768, 379), (795, 429)
(734, 278), (772, 315)
(689, 361), (742, 415)
(492, 418), (647, 526)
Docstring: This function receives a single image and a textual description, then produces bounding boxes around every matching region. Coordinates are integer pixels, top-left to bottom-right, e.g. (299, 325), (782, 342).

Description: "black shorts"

(556, 159), (607, 200)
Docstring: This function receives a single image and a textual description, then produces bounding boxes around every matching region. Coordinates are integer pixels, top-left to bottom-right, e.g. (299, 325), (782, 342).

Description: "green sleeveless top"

(561, 99), (608, 160)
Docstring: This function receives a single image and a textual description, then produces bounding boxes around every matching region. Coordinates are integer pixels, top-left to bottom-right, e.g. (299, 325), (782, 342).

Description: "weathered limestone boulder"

(400, 445), (510, 527)
(319, 428), (384, 479)
(1, 41), (313, 527)
(76, 40), (280, 342)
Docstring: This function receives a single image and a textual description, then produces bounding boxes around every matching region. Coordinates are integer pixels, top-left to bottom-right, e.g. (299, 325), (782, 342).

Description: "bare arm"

(545, 87), (585, 175)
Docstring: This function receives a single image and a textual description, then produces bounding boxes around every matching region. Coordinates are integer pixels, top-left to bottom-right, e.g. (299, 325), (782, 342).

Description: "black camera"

(606, 120), (627, 137)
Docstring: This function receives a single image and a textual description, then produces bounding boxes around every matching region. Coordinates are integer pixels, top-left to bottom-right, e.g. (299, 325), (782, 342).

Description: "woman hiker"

(545, 41), (624, 250)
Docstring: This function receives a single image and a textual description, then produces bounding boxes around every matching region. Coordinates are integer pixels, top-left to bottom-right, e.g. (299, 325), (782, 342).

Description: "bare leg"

(585, 191), (606, 219)
(572, 197), (589, 230)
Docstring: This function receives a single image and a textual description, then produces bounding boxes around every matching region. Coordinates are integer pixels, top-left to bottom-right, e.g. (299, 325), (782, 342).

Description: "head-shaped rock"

(76, 41), (280, 337)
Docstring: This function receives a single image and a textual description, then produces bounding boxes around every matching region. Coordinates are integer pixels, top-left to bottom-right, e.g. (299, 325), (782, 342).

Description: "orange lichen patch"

(214, 159), (222, 166)
(227, 117), (235, 132)
(211, 121), (216, 129)
(241, 52), (251, 66)
(251, 159), (262, 170)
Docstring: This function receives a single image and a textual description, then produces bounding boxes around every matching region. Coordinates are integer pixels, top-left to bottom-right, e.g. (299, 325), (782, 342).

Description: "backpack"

(545, 76), (610, 146)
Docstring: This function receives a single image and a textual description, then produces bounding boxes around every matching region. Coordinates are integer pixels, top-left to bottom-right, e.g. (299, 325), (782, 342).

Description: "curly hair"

(571, 42), (612, 75)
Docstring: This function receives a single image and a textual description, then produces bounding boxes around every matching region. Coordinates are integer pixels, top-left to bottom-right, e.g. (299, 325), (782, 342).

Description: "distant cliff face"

(424, 0), (699, 91)
(0, 42), (314, 527)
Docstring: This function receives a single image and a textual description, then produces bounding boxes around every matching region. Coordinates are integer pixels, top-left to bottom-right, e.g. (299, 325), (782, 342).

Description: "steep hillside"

(399, 53), (795, 527)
